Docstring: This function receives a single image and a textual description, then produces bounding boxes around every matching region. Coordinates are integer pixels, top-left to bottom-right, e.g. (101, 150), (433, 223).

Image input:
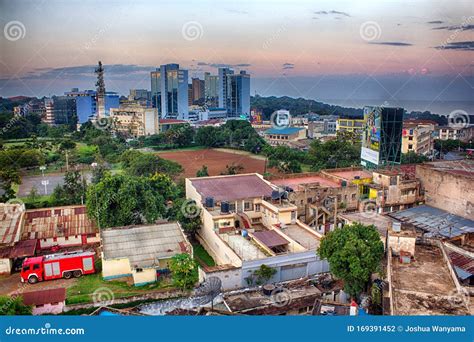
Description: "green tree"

(220, 163), (244, 175)
(196, 165), (209, 177)
(401, 151), (429, 164)
(0, 296), (32, 315)
(121, 150), (182, 177)
(252, 264), (277, 285)
(51, 170), (87, 206)
(0, 168), (20, 202)
(308, 138), (360, 170)
(171, 198), (202, 238)
(318, 223), (384, 298)
(265, 145), (304, 173)
(169, 253), (198, 290)
(86, 174), (175, 228)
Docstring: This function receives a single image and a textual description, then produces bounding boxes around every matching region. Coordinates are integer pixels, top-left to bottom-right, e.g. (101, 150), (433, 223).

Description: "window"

(255, 204), (261, 212)
(351, 193), (356, 200)
(22, 265), (30, 272)
(33, 264), (40, 270)
(244, 201), (252, 211)
(214, 222), (219, 230)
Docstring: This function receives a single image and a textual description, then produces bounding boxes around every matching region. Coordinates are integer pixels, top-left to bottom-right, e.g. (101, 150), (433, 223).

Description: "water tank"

(242, 230), (248, 238)
(205, 197), (215, 208)
(221, 201), (230, 213)
(341, 180), (347, 187)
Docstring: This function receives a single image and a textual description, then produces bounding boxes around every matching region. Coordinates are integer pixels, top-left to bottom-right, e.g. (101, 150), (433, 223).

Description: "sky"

(0, 0), (473, 114)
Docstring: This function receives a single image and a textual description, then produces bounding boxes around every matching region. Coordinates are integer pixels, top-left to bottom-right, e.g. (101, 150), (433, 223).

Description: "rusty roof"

(0, 204), (23, 246)
(10, 240), (36, 258)
(448, 250), (474, 276)
(253, 230), (289, 248)
(21, 205), (98, 240)
(22, 288), (66, 306)
(190, 174), (274, 202)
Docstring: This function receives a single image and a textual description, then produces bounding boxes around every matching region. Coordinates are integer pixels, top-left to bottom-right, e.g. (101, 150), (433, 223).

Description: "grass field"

(193, 243), (216, 267)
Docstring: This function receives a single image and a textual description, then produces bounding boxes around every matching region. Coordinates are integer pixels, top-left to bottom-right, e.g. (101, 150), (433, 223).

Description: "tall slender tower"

(95, 61), (106, 118)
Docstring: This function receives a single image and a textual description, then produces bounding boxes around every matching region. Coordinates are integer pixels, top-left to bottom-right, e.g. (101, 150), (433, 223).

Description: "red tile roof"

(190, 174), (274, 202)
(22, 288), (66, 306)
(160, 119), (187, 124)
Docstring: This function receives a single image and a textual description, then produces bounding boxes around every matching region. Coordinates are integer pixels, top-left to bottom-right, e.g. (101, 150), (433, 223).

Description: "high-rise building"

(204, 72), (219, 107)
(191, 77), (205, 105)
(150, 64), (189, 119)
(226, 71), (250, 118)
(218, 67), (234, 109)
(65, 89), (119, 123)
(43, 96), (77, 126)
(109, 104), (158, 137)
(129, 89), (149, 101)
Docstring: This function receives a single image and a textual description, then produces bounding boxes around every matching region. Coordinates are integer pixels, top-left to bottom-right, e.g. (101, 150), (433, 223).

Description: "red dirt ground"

(157, 149), (274, 178)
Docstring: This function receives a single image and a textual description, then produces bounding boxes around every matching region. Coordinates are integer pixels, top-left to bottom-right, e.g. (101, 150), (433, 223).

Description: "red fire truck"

(20, 251), (96, 284)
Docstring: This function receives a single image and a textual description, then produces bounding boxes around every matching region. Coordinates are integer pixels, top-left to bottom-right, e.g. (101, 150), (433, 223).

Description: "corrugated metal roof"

(253, 230), (289, 248)
(0, 204), (23, 245)
(22, 205), (98, 240)
(102, 223), (189, 268)
(388, 205), (474, 238)
(264, 127), (304, 135)
(22, 288), (66, 306)
(448, 251), (474, 276)
(190, 174), (274, 202)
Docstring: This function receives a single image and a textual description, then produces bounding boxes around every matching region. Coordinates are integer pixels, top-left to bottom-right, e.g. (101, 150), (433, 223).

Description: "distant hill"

(250, 95), (363, 119)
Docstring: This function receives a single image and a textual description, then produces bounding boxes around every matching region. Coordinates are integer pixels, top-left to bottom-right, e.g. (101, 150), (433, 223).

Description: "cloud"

(435, 41), (474, 51)
(369, 42), (413, 46)
(432, 24), (474, 31)
(225, 9), (249, 15)
(427, 20), (444, 24)
(282, 63), (295, 70)
(313, 10), (350, 18)
(196, 62), (251, 68)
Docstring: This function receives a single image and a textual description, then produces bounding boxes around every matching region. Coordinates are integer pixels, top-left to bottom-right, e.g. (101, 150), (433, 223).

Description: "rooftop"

(418, 160), (474, 178)
(21, 205), (98, 240)
(220, 233), (267, 261)
(279, 224), (320, 250)
(391, 244), (469, 315)
(101, 223), (189, 268)
(190, 174), (274, 202)
(339, 212), (393, 237)
(253, 230), (289, 249)
(323, 168), (372, 181)
(159, 119), (187, 124)
(0, 204), (23, 246)
(264, 127), (304, 135)
(388, 205), (474, 239)
(446, 248), (474, 281)
(271, 174), (340, 189)
(22, 288), (66, 306)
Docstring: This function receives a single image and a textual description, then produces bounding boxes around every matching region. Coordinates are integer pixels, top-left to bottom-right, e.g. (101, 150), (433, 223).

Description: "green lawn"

(193, 243), (216, 267)
(66, 261), (174, 305)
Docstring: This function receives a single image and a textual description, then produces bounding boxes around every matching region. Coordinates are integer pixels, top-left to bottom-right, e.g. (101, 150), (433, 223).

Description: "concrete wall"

(32, 302), (64, 315)
(198, 266), (242, 291)
(388, 234), (416, 256)
(102, 257), (132, 280)
(0, 258), (11, 275)
(132, 268), (157, 286)
(416, 165), (474, 220)
(38, 233), (99, 249)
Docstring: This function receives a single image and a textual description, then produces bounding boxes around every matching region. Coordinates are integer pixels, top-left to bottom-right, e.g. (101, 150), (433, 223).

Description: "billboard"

(361, 106), (403, 168)
(361, 107), (382, 167)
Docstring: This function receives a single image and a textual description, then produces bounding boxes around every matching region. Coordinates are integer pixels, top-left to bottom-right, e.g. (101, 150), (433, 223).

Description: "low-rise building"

(101, 222), (192, 286)
(269, 173), (358, 230)
(401, 120), (435, 156)
(321, 167), (373, 199)
(437, 126), (474, 142)
(263, 127), (306, 147)
(186, 173), (329, 290)
(416, 160), (474, 220)
(110, 105), (158, 137)
(159, 119), (188, 133)
(22, 288), (66, 315)
(21, 205), (99, 250)
(336, 118), (365, 140)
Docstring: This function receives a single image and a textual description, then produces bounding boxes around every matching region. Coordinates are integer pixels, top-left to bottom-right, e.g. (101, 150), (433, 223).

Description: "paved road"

(18, 172), (91, 197)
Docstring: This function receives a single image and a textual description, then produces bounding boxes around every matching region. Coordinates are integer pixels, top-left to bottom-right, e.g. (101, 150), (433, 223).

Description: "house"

(22, 288), (66, 315)
(0, 203), (35, 274)
(101, 222), (192, 286)
(186, 173), (329, 291)
(263, 127), (306, 147)
(269, 172), (359, 230)
(21, 205), (99, 250)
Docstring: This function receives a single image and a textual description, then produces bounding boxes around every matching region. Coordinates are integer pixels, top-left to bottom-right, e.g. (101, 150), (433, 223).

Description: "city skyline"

(0, 0), (473, 114)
